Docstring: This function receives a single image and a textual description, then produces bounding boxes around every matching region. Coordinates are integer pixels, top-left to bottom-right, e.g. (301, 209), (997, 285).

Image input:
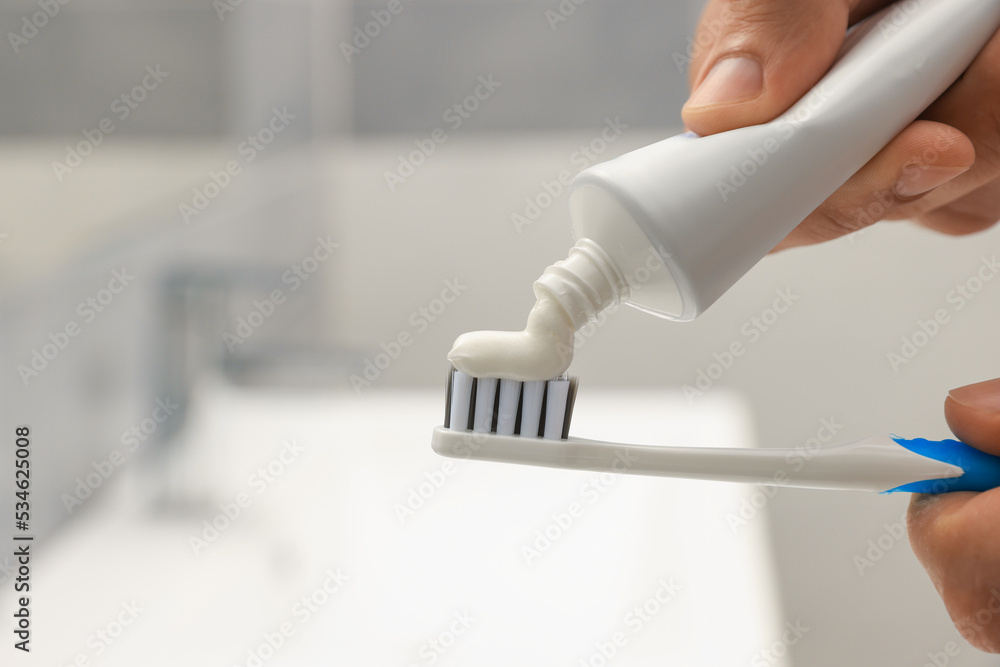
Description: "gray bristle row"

(445, 367), (576, 440)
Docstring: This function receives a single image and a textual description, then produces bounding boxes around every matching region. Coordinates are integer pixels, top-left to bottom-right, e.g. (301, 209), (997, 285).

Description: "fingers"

(772, 121), (973, 250)
(682, 0), (857, 136)
(685, 0), (1000, 244)
(908, 488), (1000, 652)
(911, 174), (1000, 237)
(945, 379), (1000, 457)
(893, 26), (1000, 235)
(907, 378), (1000, 652)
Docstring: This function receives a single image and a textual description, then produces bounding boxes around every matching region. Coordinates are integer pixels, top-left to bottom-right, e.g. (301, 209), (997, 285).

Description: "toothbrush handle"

(885, 438), (1000, 494)
(432, 428), (1000, 494)
(561, 434), (967, 493)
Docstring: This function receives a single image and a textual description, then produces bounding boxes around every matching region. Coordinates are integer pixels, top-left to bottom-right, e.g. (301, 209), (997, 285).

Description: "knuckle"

(812, 195), (891, 239)
(713, 0), (843, 39)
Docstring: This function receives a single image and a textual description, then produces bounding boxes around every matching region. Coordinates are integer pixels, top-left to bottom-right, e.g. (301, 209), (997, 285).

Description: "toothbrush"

(432, 370), (1000, 494)
(432, 0), (1000, 493)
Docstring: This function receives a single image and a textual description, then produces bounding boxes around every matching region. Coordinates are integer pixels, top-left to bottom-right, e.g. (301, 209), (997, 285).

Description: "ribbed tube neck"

(533, 238), (629, 330)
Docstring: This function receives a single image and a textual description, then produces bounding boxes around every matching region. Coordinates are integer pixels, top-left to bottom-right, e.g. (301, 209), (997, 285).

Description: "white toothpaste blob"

(448, 239), (628, 381)
(448, 293), (575, 381)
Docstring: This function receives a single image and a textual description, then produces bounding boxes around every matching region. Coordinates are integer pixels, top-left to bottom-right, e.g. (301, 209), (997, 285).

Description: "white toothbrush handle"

(431, 429), (963, 493)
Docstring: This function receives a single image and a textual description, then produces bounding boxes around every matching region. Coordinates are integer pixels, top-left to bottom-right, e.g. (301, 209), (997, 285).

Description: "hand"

(683, 0), (1000, 651)
(682, 0), (1000, 250)
(908, 379), (1000, 652)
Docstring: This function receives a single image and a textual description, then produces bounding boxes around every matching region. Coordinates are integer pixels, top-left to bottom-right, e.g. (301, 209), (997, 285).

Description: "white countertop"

(3, 383), (788, 666)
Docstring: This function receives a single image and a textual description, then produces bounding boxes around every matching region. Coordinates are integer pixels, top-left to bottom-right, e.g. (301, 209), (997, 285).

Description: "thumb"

(907, 379), (1000, 652)
(944, 379), (1000, 452)
(682, 0), (858, 136)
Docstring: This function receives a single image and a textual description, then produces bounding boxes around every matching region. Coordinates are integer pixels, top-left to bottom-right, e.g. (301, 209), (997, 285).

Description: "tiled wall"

(0, 3), (227, 135)
(0, 0), (701, 136)
(351, 0), (700, 133)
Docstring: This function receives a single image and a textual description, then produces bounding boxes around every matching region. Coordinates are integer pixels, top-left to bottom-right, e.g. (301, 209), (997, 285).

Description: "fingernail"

(687, 56), (764, 108)
(893, 165), (968, 198)
(949, 378), (1000, 413)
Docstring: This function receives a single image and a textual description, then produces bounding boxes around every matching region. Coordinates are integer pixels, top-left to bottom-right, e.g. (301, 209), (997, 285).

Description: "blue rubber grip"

(884, 438), (1000, 494)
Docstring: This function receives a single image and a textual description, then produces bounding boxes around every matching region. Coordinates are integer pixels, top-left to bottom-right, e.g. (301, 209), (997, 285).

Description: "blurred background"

(0, 0), (998, 665)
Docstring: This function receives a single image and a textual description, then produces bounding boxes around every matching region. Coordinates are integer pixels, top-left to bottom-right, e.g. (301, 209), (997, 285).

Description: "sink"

(4, 383), (788, 666)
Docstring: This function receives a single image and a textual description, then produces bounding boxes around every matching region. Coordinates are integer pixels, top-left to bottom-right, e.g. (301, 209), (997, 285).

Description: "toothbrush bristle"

(520, 380), (545, 437)
(445, 367), (577, 440)
(496, 379), (521, 436)
(543, 378), (570, 439)
(448, 370), (474, 431)
(473, 377), (498, 433)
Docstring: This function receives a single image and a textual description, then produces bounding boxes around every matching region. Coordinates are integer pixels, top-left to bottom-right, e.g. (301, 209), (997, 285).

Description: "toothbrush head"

(442, 367), (578, 440)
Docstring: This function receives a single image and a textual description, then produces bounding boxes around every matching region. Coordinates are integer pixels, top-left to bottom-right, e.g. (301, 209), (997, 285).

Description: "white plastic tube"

(552, 0), (1000, 322)
(449, 0), (1000, 382)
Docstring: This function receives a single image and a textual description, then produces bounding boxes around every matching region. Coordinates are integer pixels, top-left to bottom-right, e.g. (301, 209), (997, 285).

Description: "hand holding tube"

(683, 0), (1000, 249)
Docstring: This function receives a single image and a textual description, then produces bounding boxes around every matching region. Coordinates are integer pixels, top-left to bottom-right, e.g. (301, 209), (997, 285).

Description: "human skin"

(683, 0), (1000, 651)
